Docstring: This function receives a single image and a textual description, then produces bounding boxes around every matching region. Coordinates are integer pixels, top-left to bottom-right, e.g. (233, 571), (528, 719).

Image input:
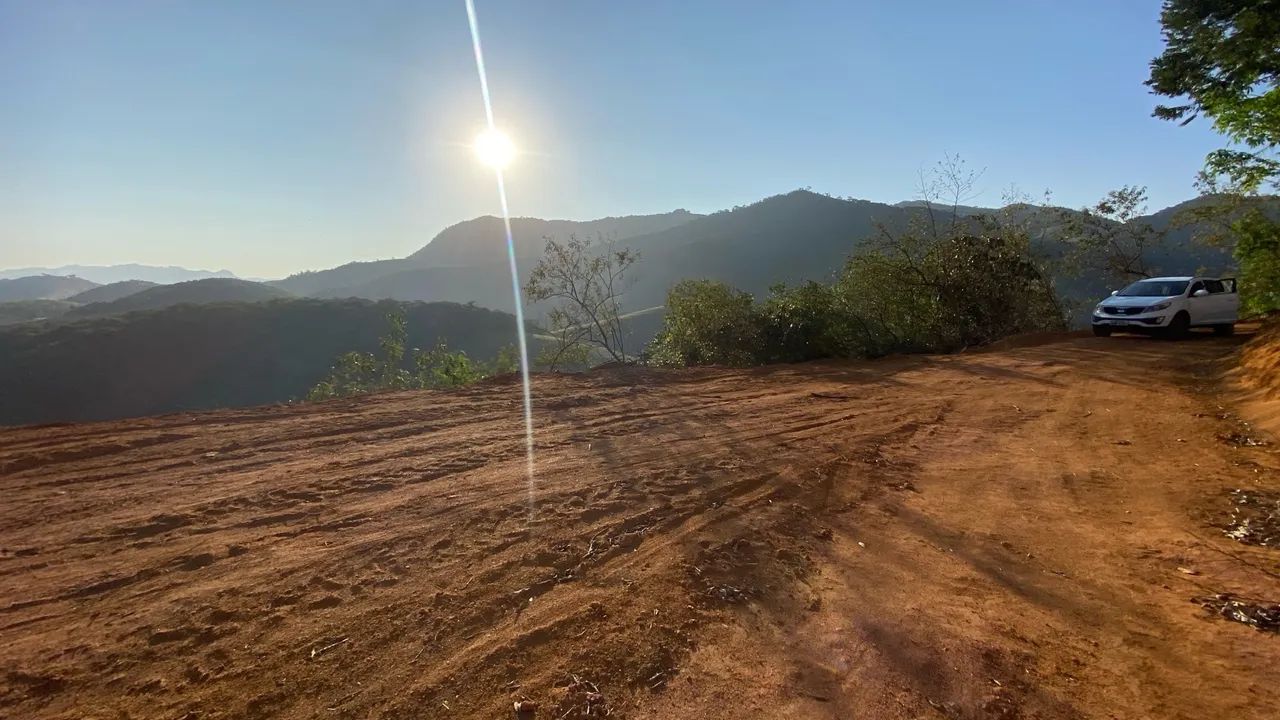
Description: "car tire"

(1214, 323), (1235, 337)
(1092, 325), (1112, 337)
(1165, 311), (1190, 340)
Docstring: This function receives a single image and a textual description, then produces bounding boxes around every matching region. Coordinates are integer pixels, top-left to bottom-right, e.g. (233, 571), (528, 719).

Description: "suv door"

(1203, 279), (1228, 323)
(1186, 280), (1211, 324)
(1220, 278), (1241, 323)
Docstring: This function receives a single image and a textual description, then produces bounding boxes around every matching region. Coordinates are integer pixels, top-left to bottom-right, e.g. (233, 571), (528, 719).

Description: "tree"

(1148, 2), (1280, 313)
(377, 308), (411, 390)
(1065, 186), (1167, 283)
(1148, 0), (1280, 193)
(1234, 209), (1280, 314)
(524, 234), (637, 369)
(915, 153), (987, 238)
(859, 156), (1066, 351)
(837, 221), (1066, 355)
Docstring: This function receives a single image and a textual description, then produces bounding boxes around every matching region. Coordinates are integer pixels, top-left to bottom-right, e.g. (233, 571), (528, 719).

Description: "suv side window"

(1204, 279), (1225, 293)
(1189, 281), (1205, 295)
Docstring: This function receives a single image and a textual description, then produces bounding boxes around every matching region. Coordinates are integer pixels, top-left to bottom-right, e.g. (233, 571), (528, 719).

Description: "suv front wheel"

(1165, 312), (1190, 340)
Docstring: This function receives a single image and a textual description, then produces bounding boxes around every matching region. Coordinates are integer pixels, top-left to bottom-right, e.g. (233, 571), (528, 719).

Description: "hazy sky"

(2, 1), (1226, 279)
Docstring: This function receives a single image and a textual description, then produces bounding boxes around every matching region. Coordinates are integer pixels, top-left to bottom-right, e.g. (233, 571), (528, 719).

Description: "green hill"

(0, 298), (528, 425)
(0, 299), (78, 326)
(66, 279), (158, 305)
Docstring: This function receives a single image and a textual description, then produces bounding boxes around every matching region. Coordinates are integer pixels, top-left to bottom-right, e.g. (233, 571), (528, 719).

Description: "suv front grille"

(1102, 306), (1144, 315)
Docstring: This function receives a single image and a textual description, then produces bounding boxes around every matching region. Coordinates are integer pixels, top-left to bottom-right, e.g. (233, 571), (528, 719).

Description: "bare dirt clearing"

(2, 333), (1278, 719)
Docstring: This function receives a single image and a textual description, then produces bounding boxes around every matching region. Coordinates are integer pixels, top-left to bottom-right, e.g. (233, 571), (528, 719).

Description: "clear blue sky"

(1, 0), (1226, 279)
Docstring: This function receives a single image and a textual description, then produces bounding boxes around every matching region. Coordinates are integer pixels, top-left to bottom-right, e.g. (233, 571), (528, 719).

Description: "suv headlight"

(1144, 301), (1172, 312)
(1094, 303), (1105, 314)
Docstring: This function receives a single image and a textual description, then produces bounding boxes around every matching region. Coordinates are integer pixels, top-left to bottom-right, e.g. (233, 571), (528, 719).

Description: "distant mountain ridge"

(66, 280), (158, 305)
(64, 278), (293, 320)
(0, 264), (236, 284)
(0, 274), (98, 302)
(408, 210), (701, 266)
(271, 210), (701, 297)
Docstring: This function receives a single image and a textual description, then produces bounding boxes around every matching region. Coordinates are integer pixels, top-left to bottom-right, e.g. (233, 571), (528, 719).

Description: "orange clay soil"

(2, 331), (1278, 720)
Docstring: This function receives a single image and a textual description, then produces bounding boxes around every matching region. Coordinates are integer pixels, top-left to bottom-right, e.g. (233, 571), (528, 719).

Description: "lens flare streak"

(464, 0), (537, 513)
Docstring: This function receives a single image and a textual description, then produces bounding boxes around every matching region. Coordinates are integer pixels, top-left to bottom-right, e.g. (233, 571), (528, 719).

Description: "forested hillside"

(0, 299), (525, 425)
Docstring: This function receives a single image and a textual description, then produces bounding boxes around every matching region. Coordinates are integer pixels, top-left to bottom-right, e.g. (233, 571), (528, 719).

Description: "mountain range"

(0, 264), (236, 284)
(0, 191), (1242, 332)
(0, 278), (295, 326)
(63, 278), (293, 320)
(269, 190), (1236, 325)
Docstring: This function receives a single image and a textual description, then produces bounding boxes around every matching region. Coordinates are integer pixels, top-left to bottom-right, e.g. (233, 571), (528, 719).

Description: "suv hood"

(1101, 295), (1177, 309)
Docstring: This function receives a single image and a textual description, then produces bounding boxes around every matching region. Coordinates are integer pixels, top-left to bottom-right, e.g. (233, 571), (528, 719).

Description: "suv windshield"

(1117, 280), (1189, 297)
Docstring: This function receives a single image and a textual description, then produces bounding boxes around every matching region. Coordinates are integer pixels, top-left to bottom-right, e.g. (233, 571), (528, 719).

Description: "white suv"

(1092, 276), (1238, 338)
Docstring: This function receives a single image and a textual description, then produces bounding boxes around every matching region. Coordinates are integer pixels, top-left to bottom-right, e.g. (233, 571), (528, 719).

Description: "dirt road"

(2, 333), (1278, 719)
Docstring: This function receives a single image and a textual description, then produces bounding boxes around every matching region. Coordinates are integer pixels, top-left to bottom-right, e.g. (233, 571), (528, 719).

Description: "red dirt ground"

(2, 332), (1278, 719)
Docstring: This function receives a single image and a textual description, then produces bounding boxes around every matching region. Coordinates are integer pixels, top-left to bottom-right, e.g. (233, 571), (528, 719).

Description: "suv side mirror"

(1110, 290), (1118, 296)
(1192, 289), (1209, 297)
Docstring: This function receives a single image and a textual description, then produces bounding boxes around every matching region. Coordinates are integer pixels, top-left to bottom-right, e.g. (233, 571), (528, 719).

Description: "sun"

(474, 128), (516, 169)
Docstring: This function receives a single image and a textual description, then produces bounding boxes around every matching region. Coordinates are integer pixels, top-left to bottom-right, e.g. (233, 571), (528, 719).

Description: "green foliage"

(647, 280), (761, 366)
(308, 309), (515, 400)
(412, 340), (485, 389)
(1234, 209), (1280, 315)
(490, 344), (520, 375)
(305, 351), (381, 401)
(1148, 0), (1280, 193)
(757, 282), (849, 363)
(378, 309), (410, 389)
(840, 224), (1066, 353)
(648, 212), (1066, 366)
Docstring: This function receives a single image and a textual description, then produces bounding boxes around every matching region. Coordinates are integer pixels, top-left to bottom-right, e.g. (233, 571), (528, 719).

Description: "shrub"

(308, 309), (515, 400)
(647, 280), (761, 366)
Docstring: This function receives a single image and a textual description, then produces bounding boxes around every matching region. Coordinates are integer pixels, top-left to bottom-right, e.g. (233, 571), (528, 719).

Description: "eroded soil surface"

(3, 332), (1278, 719)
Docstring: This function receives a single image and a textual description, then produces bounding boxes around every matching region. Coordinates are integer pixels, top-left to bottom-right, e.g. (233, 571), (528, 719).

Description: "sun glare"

(474, 128), (515, 169)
